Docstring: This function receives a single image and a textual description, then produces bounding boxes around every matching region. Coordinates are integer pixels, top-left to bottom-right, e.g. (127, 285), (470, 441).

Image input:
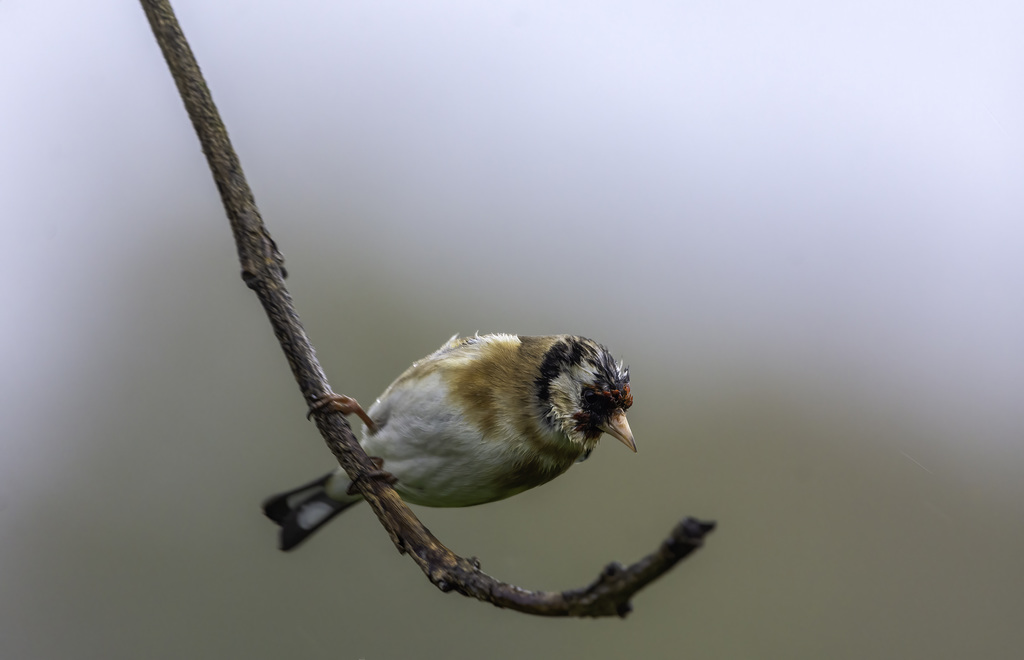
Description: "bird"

(262, 333), (636, 551)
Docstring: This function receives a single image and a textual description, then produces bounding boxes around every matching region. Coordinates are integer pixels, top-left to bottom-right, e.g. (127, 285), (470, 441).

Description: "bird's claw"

(347, 456), (399, 495)
(307, 392), (379, 433)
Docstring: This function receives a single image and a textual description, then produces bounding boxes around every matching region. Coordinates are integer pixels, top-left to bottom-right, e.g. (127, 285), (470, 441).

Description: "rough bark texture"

(139, 0), (714, 617)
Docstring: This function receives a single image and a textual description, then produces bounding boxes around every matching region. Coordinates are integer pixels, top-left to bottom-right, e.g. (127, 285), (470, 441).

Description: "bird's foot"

(307, 392), (379, 433)
(346, 456), (399, 495)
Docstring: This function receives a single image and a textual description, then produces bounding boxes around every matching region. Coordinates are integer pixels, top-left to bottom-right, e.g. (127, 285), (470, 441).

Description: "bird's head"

(535, 336), (635, 453)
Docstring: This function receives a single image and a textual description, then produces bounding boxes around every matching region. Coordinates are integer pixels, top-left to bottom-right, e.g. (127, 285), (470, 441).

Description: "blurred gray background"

(2, 1), (1022, 658)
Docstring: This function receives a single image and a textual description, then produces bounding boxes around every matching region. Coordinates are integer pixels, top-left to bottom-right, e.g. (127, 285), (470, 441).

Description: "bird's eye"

(582, 389), (599, 405)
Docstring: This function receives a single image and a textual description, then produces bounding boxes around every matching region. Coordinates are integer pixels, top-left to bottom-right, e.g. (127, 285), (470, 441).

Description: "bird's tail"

(262, 471), (360, 551)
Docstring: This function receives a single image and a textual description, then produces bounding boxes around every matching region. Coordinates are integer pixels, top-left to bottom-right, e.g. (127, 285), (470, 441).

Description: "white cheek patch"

(570, 362), (600, 384)
(548, 373), (577, 411)
(546, 371), (586, 441)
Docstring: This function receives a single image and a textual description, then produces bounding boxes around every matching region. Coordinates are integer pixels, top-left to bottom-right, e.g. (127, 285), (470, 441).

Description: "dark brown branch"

(138, 0), (714, 617)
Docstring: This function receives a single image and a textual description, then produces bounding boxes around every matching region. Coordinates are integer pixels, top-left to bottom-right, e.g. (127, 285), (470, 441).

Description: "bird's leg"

(308, 395), (394, 494)
(346, 456), (399, 496)
(307, 393), (379, 434)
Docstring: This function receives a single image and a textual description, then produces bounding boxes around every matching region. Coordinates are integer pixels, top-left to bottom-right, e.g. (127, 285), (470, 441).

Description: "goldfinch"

(263, 333), (635, 551)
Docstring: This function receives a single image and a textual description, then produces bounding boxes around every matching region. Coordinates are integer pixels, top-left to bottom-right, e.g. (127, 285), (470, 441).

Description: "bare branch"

(138, 0), (714, 617)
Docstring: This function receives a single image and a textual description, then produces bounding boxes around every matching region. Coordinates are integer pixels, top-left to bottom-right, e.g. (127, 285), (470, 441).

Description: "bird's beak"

(600, 412), (636, 452)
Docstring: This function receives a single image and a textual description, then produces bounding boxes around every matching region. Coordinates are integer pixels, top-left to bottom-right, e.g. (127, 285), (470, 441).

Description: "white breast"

(357, 371), (521, 507)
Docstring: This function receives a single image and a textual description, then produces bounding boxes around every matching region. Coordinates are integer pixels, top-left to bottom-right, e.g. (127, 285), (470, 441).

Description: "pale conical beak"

(600, 412), (636, 452)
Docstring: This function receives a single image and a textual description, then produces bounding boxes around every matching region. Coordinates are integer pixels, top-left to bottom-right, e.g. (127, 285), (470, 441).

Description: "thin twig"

(138, 0), (714, 617)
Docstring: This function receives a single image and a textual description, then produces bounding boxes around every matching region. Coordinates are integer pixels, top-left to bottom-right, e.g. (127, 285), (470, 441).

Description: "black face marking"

(535, 337), (599, 405)
(590, 347), (630, 395)
(575, 382), (633, 435)
(582, 387), (614, 417)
